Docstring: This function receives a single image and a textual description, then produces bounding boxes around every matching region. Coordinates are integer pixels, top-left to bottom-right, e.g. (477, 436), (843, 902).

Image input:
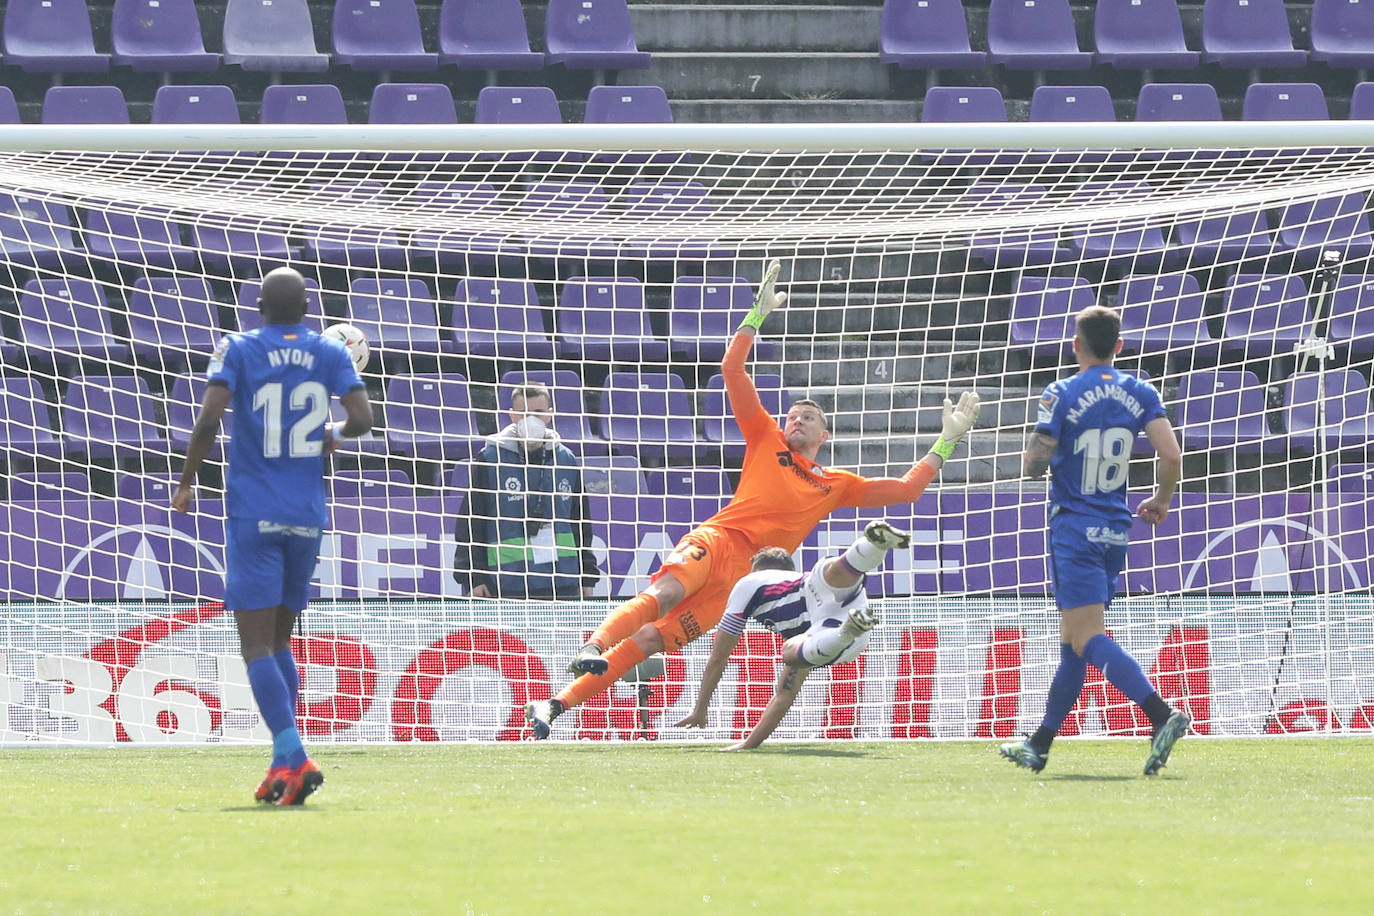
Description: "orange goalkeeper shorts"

(650, 524), (758, 652)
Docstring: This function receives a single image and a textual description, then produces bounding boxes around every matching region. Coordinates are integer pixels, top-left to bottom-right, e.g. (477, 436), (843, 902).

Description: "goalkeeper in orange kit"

(524, 260), (981, 738)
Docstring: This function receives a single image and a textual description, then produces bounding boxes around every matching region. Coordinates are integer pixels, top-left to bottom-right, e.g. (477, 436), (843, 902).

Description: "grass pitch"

(2, 739), (1370, 915)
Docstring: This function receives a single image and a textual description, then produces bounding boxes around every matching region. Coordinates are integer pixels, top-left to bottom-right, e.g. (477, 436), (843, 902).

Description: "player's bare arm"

(1138, 416), (1182, 525)
(172, 381), (232, 514)
(676, 628), (741, 728)
(724, 662), (810, 751)
(1023, 431), (1058, 479)
(324, 387), (373, 455)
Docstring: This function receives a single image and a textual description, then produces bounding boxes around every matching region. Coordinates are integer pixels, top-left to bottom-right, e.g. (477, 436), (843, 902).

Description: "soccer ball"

(323, 323), (370, 373)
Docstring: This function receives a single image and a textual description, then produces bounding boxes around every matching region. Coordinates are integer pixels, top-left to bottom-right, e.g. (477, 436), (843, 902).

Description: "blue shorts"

(224, 517), (323, 613)
(1048, 514), (1129, 611)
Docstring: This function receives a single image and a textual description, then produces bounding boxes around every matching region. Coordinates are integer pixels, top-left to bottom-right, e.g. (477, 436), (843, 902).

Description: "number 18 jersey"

(1035, 367), (1166, 525)
(207, 324), (364, 527)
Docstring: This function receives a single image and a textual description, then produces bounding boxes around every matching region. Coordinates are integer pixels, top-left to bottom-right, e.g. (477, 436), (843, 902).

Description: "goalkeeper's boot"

(273, 758), (324, 806)
(254, 766), (287, 804)
(568, 643), (609, 677)
(864, 519), (912, 551)
(999, 739), (1048, 773)
(840, 605), (879, 640)
(524, 698), (564, 740)
(1143, 709), (1191, 776)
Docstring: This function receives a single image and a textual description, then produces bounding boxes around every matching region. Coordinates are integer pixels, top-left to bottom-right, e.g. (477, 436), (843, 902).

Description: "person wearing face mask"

(451, 383), (600, 600)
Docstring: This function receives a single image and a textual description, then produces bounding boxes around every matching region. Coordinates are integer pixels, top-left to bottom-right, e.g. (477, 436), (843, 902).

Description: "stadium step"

(779, 340), (1009, 387)
(624, 52), (893, 100)
(664, 99), (920, 123)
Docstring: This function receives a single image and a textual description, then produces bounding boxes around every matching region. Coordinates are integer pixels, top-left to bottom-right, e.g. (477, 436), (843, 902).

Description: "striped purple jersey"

(718, 567), (864, 639)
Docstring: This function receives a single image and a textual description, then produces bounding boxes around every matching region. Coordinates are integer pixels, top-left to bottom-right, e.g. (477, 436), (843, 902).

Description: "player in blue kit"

(172, 267), (372, 805)
(1000, 305), (1190, 776)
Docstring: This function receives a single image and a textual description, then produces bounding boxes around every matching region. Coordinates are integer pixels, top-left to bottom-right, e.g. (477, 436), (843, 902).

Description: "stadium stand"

(451, 278), (557, 361)
(544, 0), (652, 71)
(878, 0), (985, 72)
(109, 0), (220, 72)
(437, 0), (543, 71)
(2, 0), (109, 72)
(221, 0), (329, 73)
(41, 86), (130, 124)
(331, 0), (437, 72)
(1094, 0), (1199, 71)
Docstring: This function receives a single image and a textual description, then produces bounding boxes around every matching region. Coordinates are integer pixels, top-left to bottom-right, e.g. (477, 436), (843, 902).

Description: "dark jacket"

(452, 423), (599, 598)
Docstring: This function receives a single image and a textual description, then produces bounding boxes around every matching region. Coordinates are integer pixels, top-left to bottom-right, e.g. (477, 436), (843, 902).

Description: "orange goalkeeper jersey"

(703, 331), (938, 553)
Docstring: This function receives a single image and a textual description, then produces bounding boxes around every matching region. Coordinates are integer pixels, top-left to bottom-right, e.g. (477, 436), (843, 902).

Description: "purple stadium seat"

(330, 469), (413, 501)
(332, 0), (437, 72)
(545, 0), (651, 70)
(9, 471), (90, 501)
(114, 474), (180, 502)
(1329, 274), (1374, 359)
(151, 85), (241, 124)
(669, 276), (777, 364)
(0, 377), (61, 458)
(167, 375), (233, 453)
(42, 86), (129, 124)
(0, 192), (82, 271)
(346, 278), (445, 358)
(1008, 276), (1096, 358)
(521, 182), (616, 260)
(260, 84), (348, 123)
(1029, 85), (1116, 121)
(557, 277), (670, 363)
(967, 183), (1067, 268)
(1242, 83), (1329, 120)
(1352, 82), (1374, 119)
(1274, 193), (1374, 263)
(126, 277), (222, 367)
(1329, 463), (1374, 495)
(702, 373), (791, 459)
(1285, 370), (1374, 453)
(19, 278), (128, 367)
(369, 82), (457, 123)
(585, 85), (672, 122)
(987, 0), (1093, 71)
(475, 86), (562, 123)
(1094, 0), (1199, 70)
(582, 455), (650, 496)
(922, 86), (1007, 122)
(234, 278), (324, 333)
(1175, 204), (1278, 264)
(1117, 273), (1216, 358)
(438, 0), (542, 70)
(1176, 370), (1279, 454)
(83, 207), (197, 270)
(0, 87), (17, 123)
(1136, 83), (1223, 120)
(1067, 183), (1177, 270)
(3, 0), (109, 72)
(110, 0), (220, 72)
(879, 0), (984, 70)
(405, 182), (511, 269)
(1220, 274), (1311, 359)
(299, 179), (407, 268)
(499, 369), (609, 457)
(223, 0), (329, 72)
(62, 376), (168, 459)
(1201, 0), (1306, 69)
(601, 372), (702, 461)
(384, 373), (480, 460)
(1311, 0), (1374, 69)
(450, 278), (557, 360)
(188, 221), (295, 272)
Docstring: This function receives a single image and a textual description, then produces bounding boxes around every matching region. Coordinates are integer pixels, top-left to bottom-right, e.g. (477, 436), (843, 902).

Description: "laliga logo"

(1182, 518), (1363, 591)
(57, 525), (225, 600)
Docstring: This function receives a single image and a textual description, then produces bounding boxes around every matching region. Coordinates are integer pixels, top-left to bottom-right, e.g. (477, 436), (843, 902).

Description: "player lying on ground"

(676, 520), (912, 749)
(999, 304), (1189, 777)
(524, 260), (980, 739)
(173, 267), (372, 805)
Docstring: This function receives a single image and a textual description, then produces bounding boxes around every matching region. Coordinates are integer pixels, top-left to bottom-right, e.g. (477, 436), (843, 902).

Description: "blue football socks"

(248, 655), (307, 770)
(274, 649), (300, 714)
(1082, 633), (1156, 706)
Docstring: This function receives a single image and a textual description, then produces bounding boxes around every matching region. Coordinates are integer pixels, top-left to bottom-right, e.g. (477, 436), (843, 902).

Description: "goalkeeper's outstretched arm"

(852, 391), (981, 507)
(721, 258), (790, 438)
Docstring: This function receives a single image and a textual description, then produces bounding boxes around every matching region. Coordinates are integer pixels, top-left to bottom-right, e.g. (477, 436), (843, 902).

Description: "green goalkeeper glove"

(930, 391), (981, 461)
(739, 259), (788, 331)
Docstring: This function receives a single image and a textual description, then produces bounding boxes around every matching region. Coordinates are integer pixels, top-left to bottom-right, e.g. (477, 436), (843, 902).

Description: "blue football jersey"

(1035, 367), (1166, 524)
(207, 324), (364, 526)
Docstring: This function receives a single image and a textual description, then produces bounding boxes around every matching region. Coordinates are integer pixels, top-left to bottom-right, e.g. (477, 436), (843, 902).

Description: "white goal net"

(1, 123), (1372, 745)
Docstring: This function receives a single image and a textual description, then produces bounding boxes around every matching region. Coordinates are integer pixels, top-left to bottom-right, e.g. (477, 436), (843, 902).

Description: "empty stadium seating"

(3, 0), (108, 72)
(222, 0), (329, 73)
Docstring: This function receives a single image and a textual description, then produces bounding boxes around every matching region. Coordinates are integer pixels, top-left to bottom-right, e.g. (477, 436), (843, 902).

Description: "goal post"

(0, 122), (1372, 745)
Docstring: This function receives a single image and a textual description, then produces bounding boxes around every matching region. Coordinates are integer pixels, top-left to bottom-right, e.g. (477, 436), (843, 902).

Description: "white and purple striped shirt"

(718, 567), (864, 639)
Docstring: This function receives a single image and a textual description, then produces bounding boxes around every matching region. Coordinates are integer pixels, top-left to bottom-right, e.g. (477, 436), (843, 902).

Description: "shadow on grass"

(1049, 774), (1137, 782)
(216, 805), (324, 813)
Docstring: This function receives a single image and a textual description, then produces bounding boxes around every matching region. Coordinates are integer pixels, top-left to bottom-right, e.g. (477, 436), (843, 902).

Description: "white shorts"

(798, 563), (871, 667)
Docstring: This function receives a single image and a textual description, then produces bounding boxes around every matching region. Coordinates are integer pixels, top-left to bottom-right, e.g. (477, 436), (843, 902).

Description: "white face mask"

(514, 415), (547, 445)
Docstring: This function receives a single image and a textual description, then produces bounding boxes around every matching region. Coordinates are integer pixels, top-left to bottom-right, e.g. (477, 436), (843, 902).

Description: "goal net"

(1, 122), (1372, 745)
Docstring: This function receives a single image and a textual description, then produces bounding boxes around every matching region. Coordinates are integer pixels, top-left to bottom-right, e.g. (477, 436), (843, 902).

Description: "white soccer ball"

(323, 322), (370, 373)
